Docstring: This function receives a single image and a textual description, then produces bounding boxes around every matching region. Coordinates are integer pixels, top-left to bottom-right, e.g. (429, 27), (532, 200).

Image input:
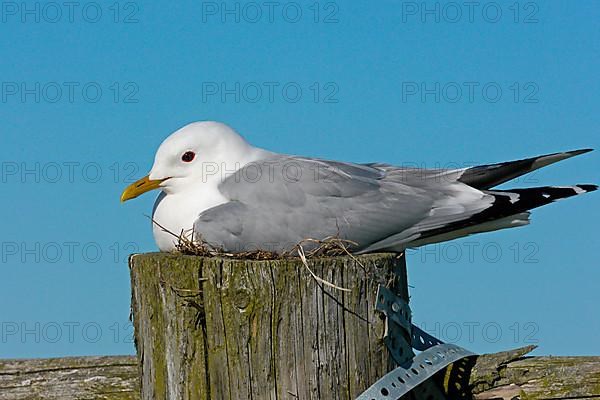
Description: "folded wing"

(194, 150), (595, 254)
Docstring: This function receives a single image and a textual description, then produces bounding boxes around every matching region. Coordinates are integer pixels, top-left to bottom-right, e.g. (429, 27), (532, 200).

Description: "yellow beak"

(120, 175), (165, 203)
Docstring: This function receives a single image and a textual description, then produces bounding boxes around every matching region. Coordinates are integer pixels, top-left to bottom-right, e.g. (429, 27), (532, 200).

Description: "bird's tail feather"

(405, 184), (597, 248)
(488, 184), (597, 214)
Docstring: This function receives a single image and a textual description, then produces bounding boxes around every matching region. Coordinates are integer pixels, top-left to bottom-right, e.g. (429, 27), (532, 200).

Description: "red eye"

(181, 151), (195, 162)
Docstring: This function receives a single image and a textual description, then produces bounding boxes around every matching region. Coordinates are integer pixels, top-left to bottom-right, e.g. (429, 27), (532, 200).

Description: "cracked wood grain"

(3, 347), (599, 399)
(471, 346), (600, 399)
(0, 356), (139, 400)
(129, 253), (399, 400)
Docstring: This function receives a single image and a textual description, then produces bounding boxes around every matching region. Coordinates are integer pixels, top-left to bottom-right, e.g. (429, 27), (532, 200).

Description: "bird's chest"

(151, 190), (228, 251)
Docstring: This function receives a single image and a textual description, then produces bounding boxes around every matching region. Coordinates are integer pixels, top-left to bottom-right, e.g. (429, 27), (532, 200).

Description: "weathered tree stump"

(129, 253), (407, 400)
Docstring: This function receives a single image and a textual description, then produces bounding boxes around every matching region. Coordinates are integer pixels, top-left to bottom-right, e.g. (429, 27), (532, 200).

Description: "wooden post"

(129, 253), (406, 400)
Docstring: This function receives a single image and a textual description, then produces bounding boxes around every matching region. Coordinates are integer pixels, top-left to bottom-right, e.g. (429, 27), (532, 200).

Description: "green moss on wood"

(0, 356), (139, 400)
(130, 252), (403, 400)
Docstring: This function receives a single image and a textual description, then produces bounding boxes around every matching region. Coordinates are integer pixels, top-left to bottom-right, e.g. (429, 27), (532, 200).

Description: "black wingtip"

(568, 148), (594, 156)
(577, 184), (598, 193)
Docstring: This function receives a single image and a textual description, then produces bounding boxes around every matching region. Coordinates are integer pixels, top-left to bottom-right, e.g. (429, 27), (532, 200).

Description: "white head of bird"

(121, 121), (268, 251)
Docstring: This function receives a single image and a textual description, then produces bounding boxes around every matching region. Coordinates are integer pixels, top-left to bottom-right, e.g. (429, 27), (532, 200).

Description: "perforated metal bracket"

(361, 283), (477, 399)
(385, 319), (414, 366)
(375, 285), (414, 365)
(411, 323), (445, 351)
(375, 285), (412, 332)
(356, 343), (476, 400)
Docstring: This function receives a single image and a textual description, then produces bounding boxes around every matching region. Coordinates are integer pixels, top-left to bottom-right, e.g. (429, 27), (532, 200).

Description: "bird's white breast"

(151, 185), (228, 251)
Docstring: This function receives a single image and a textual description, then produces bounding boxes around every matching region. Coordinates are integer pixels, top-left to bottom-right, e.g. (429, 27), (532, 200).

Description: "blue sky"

(0, 1), (598, 358)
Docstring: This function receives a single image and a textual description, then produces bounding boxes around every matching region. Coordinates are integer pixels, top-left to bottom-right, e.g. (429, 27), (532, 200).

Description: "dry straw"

(148, 216), (363, 292)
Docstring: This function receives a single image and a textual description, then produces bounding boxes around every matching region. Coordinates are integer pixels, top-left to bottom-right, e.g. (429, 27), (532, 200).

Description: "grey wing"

(193, 155), (494, 253)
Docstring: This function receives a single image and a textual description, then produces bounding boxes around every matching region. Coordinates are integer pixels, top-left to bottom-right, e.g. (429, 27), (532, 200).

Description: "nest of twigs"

(175, 230), (358, 261)
(150, 218), (364, 292)
(151, 217), (359, 260)
(176, 233), (359, 292)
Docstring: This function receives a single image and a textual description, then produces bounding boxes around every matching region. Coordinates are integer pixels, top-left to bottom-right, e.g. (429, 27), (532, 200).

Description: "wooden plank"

(0, 355), (138, 400)
(1, 333), (600, 399)
(471, 346), (600, 399)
